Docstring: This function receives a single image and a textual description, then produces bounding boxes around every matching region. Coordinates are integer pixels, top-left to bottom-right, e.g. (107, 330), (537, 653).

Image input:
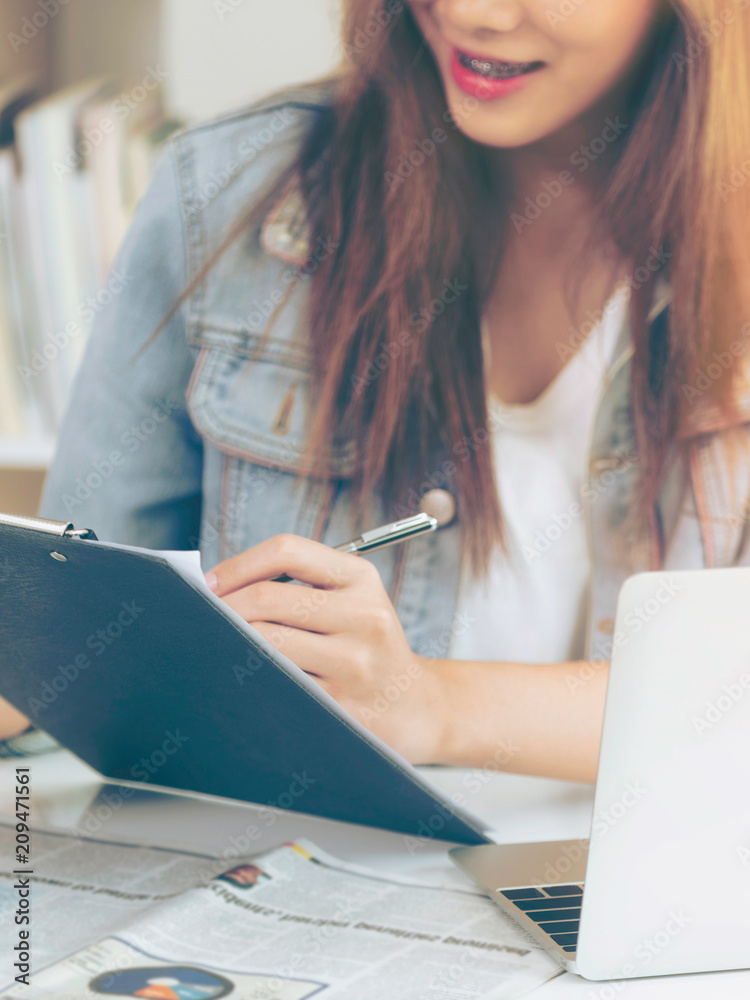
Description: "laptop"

(450, 568), (750, 981)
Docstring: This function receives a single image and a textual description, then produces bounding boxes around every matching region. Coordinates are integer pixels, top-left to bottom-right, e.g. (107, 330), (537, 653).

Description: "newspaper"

(0, 823), (562, 999)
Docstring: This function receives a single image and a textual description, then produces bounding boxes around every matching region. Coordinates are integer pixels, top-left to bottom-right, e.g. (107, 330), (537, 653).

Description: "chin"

(443, 93), (554, 149)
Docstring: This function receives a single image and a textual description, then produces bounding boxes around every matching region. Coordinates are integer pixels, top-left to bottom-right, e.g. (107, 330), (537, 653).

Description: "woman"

(3, 0), (749, 781)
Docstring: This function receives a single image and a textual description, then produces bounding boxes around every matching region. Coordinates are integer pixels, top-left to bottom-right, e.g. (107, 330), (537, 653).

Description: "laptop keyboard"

(499, 884), (583, 953)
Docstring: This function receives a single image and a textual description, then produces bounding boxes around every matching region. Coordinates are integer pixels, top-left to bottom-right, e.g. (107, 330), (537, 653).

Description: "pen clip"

(358, 513), (435, 546)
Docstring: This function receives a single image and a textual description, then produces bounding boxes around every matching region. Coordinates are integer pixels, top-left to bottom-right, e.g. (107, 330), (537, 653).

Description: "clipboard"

(0, 512), (491, 844)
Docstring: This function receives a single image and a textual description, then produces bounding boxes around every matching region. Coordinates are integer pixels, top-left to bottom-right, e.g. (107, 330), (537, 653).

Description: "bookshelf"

(0, 0), (341, 515)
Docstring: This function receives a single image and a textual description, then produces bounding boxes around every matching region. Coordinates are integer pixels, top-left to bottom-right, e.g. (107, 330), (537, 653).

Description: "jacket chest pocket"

(185, 330), (460, 654)
(185, 330), (357, 563)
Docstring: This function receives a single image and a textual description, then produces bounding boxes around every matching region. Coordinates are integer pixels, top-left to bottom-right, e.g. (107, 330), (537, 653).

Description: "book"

(15, 78), (112, 432)
(0, 78), (39, 444)
(0, 75), (181, 447)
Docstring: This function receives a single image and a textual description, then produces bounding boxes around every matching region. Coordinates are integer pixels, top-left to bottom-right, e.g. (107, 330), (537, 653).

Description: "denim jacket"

(39, 83), (750, 669)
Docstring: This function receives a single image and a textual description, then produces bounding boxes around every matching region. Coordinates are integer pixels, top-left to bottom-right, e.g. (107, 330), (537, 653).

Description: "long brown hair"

(152, 1), (750, 577)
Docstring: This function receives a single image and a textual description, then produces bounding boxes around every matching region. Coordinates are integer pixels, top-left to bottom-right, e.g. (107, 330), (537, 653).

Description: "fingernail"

(204, 572), (218, 593)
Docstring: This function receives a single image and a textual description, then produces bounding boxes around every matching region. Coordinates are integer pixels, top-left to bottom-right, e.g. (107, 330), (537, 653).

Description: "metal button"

(597, 617), (615, 635)
(419, 489), (456, 527)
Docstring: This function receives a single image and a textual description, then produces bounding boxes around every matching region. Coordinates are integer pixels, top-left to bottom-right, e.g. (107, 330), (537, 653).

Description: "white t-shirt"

(450, 284), (630, 663)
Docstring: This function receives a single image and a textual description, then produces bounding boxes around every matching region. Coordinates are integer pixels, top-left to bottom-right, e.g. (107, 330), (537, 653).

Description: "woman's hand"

(0, 698), (31, 742)
(205, 534), (449, 764)
(204, 533), (609, 781)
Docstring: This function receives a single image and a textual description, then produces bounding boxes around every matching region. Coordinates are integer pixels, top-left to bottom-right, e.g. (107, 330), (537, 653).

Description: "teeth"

(458, 51), (536, 80)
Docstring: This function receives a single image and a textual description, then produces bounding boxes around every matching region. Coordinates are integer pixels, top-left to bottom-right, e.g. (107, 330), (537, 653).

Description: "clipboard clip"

(0, 512), (98, 540)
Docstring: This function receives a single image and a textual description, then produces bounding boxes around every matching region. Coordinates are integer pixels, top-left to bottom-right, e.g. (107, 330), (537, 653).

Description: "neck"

(500, 76), (636, 251)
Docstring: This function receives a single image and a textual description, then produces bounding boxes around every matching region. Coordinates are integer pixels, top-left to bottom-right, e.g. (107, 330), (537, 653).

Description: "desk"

(2, 751), (748, 998)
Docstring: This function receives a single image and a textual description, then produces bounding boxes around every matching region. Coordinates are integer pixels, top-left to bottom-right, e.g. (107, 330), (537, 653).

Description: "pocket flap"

(186, 341), (357, 477)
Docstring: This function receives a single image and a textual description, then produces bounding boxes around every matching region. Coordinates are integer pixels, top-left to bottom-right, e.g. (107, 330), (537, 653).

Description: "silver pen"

(333, 512), (437, 553)
(272, 512), (438, 581)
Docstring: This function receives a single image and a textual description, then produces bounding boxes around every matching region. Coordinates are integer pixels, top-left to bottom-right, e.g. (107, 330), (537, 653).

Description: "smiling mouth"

(457, 50), (545, 80)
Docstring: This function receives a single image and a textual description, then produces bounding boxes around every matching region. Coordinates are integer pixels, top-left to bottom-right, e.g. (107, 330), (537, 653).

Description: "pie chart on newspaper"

(0, 939), (324, 1000)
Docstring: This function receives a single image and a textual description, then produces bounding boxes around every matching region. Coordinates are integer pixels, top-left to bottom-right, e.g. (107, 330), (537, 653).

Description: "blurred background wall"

(162, 0), (342, 121)
(0, 0), (342, 517)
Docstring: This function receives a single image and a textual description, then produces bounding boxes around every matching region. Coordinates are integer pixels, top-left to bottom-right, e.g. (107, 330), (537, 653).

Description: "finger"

(206, 534), (368, 596)
(248, 621), (347, 680)
(221, 581), (352, 635)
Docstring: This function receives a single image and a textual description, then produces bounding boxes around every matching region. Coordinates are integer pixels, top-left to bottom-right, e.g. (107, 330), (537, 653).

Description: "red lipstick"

(450, 48), (545, 101)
